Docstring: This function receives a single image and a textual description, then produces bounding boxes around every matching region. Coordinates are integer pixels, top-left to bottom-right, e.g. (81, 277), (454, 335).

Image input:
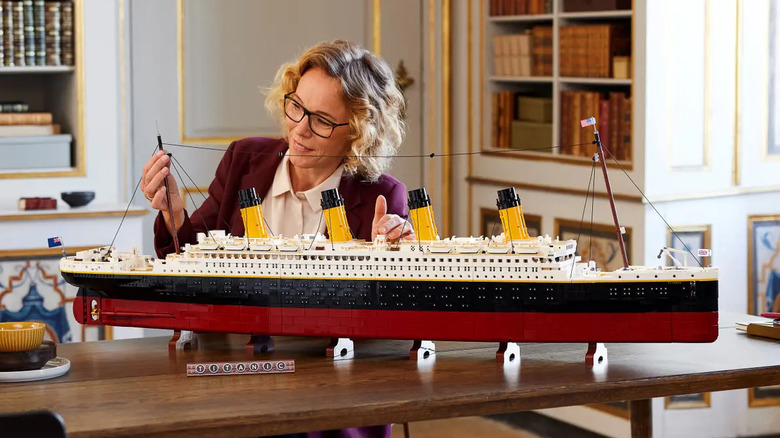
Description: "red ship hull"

(74, 296), (718, 343)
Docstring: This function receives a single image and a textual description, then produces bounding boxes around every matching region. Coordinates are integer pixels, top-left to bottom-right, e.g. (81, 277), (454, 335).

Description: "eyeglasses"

(284, 93), (349, 139)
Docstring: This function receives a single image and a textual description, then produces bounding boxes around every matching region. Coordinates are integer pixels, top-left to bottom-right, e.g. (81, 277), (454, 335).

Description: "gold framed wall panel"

(554, 218), (632, 273)
(177, 0), (384, 145)
(479, 207), (541, 238)
(665, 0), (711, 171)
(666, 225), (712, 267)
(733, 0), (742, 184)
(425, 0), (452, 237)
(747, 213), (780, 316)
(763, 0), (780, 162)
(665, 392), (711, 410)
(749, 386), (780, 408)
(586, 402), (630, 420)
(467, 176), (642, 203)
(746, 213), (780, 408)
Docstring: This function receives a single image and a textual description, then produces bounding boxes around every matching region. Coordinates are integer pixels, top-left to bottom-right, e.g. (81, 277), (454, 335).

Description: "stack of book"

(489, 0), (552, 15)
(492, 33), (532, 77)
(491, 92), (553, 151)
(559, 24), (630, 78)
(560, 90), (630, 160)
(0, 110), (60, 136)
(531, 26), (552, 76)
(491, 90), (515, 149)
(0, 0), (74, 67)
(511, 96), (552, 151)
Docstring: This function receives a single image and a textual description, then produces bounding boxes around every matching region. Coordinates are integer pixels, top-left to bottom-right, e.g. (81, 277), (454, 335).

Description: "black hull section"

(62, 272), (718, 314)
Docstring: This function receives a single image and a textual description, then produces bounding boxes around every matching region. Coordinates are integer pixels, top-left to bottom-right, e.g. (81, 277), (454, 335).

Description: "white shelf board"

(558, 10), (632, 20)
(0, 66), (75, 74)
(559, 77), (632, 86)
(490, 76), (554, 83)
(489, 14), (554, 23)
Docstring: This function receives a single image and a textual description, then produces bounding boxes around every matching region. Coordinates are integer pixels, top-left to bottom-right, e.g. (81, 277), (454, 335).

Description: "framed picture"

(480, 208), (541, 238)
(0, 247), (112, 343)
(666, 225), (712, 267)
(665, 392), (711, 409)
(747, 215), (780, 407)
(748, 215), (780, 315)
(587, 401), (629, 419)
(555, 219), (632, 272)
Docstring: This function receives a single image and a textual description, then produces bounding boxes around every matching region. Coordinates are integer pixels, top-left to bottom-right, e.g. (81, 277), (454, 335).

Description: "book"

(44, 0), (60, 66)
(0, 101), (30, 112)
(0, 123), (60, 136)
(23, 0), (34, 66)
(60, 1), (72, 65)
(33, 0), (44, 65)
(3, 1), (15, 66)
(737, 321), (780, 341)
(0, 112), (52, 125)
(0, 1), (4, 66)
(12, 0), (23, 66)
(18, 197), (57, 210)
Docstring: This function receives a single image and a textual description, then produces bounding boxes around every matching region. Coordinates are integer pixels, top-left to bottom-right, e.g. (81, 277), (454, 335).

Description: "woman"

(140, 40), (410, 438)
(142, 40), (413, 257)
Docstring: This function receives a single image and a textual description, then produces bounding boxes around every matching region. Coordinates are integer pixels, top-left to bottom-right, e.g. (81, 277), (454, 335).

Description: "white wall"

(644, 0), (780, 436)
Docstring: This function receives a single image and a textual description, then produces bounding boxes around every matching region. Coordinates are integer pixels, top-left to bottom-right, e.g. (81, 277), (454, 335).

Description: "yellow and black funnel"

(496, 187), (530, 240)
(408, 188), (439, 241)
(321, 188), (353, 242)
(238, 188), (269, 238)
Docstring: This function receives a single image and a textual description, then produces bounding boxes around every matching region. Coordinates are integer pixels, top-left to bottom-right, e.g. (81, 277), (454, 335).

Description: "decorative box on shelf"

(613, 56), (631, 79)
(0, 134), (72, 170)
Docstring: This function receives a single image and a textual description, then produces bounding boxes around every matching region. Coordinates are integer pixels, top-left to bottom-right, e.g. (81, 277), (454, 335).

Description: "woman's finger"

(145, 167), (169, 204)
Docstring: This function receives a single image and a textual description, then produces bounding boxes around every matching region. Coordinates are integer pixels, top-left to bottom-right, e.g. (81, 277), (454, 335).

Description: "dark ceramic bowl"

(0, 340), (56, 372)
(61, 191), (95, 208)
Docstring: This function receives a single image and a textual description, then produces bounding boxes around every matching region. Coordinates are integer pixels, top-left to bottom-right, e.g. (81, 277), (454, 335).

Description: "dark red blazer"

(154, 137), (408, 257)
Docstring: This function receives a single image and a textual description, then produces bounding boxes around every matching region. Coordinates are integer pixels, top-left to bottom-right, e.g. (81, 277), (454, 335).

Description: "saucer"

(0, 357), (70, 383)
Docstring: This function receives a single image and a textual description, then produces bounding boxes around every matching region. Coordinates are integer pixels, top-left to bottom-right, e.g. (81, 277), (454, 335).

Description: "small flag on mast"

(580, 117), (596, 127)
(48, 236), (63, 248)
(697, 249), (712, 257)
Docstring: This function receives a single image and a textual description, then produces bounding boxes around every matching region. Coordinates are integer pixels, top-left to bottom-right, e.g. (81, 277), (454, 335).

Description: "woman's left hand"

(372, 195), (415, 241)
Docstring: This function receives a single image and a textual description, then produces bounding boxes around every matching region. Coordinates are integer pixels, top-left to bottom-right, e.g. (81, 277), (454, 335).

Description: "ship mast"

(158, 131), (180, 254)
(591, 121), (629, 269)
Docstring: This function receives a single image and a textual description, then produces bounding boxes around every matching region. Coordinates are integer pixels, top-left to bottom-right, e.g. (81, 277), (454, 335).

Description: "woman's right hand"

(141, 150), (185, 234)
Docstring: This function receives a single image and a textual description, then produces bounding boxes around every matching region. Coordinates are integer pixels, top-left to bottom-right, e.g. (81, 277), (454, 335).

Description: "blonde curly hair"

(265, 40), (406, 181)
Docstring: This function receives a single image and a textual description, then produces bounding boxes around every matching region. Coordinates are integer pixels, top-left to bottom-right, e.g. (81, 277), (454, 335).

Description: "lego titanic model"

(61, 182), (719, 351)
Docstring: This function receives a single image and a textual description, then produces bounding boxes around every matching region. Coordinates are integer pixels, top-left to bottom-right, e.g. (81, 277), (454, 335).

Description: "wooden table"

(1, 312), (778, 438)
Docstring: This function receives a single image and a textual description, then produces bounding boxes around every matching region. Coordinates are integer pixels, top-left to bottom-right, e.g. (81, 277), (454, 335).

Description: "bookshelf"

(0, 0), (83, 179)
(484, 0), (633, 169)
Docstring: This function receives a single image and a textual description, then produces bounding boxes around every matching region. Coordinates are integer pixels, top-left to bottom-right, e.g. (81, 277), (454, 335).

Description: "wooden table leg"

(629, 399), (652, 438)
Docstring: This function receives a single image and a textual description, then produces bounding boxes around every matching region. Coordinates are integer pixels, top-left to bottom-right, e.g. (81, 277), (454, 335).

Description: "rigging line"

(168, 154), (234, 235)
(490, 221), (500, 239)
(262, 215), (275, 237)
(414, 208), (423, 251)
(308, 212), (324, 251)
(601, 146), (703, 268)
(160, 141), (595, 159)
(108, 144), (160, 254)
(326, 209), (334, 251)
(570, 159), (597, 280)
(168, 156), (220, 244)
(388, 208), (412, 247)
(589, 158), (596, 264)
